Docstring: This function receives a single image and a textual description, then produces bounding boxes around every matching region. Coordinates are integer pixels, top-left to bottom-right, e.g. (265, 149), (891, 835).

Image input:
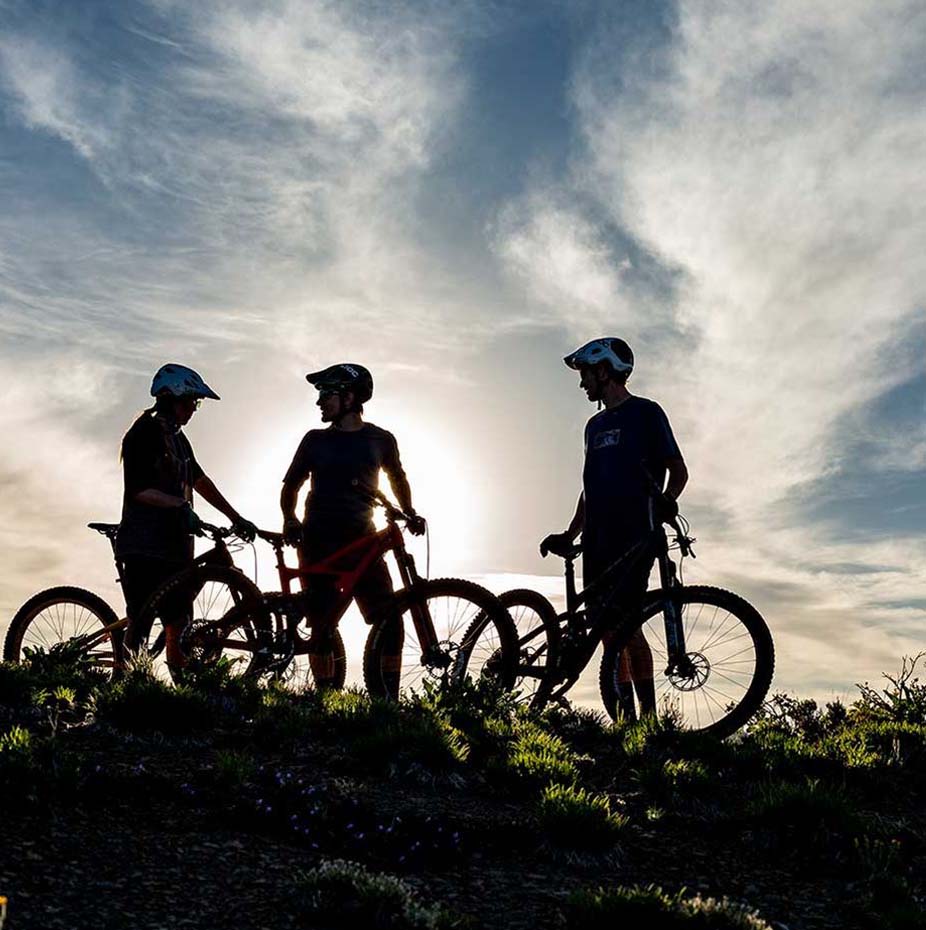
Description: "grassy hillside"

(1, 648), (924, 929)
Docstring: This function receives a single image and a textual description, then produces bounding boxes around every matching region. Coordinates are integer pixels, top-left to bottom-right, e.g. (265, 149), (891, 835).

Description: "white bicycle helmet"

(564, 338), (634, 376)
(150, 364), (220, 400)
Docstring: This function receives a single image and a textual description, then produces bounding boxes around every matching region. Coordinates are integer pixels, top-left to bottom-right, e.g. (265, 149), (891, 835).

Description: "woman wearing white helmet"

(118, 363), (256, 672)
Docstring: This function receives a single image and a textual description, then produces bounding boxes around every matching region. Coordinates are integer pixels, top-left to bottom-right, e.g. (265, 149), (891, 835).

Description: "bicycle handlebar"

(195, 521), (233, 541)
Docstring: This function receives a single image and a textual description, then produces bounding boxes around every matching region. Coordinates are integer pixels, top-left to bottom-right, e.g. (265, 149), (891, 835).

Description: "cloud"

(572, 1), (926, 517)
(0, 0), (478, 357)
(0, 36), (113, 161)
(493, 191), (634, 328)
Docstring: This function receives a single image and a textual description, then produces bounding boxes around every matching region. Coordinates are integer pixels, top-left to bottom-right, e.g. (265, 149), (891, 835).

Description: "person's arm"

(386, 468), (415, 516)
(194, 475), (243, 524)
(565, 492), (585, 540)
(540, 492), (584, 556)
(133, 489), (187, 509)
(383, 434), (425, 534)
(664, 457), (688, 501)
(280, 435), (312, 543)
(280, 481), (300, 523)
(382, 434), (415, 514)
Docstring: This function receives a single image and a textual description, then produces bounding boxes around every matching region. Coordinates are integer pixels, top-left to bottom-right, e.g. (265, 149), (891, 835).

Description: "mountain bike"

(503, 512), (774, 738)
(3, 522), (265, 679)
(174, 490), (518, 698)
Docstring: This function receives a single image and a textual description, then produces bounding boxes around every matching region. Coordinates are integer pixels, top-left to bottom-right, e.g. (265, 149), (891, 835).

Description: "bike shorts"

(300, 527), (395, 626)
(583, 546), (654, 629)
(121, 556), (190, 621)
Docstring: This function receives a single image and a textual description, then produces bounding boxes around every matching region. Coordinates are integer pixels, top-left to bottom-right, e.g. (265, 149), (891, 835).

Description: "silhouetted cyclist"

(119, 364), (257, 672)
(540, 338), (688, 719)
(280, 363), (425, 694)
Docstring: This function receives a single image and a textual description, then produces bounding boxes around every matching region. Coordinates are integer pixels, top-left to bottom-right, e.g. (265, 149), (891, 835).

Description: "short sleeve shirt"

(116, 413), (204, 561)
(582, 396), (682, 563)
(283, 423), (406, 536)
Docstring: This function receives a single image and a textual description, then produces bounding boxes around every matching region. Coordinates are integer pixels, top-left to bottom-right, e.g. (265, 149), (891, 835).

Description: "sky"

(0, 0), (923, 704)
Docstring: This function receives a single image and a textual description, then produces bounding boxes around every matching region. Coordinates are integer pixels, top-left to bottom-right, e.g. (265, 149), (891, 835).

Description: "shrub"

(564, 884), (772, 929)
(302, 689), (469, 775)
(621, 712), (681, 759)
(636, 757), (712, 804)
(91, 666), (217, 735)
(537, 783), (627, 853)
(853, 654), (926, 725)
(0, 725), (79, 802)
(299, 859), (452, 929)
(504, 721), (582, 788)
(0, 662), (35, 708)
(0, 725), (36, 787)
(743, 778), (868, 858)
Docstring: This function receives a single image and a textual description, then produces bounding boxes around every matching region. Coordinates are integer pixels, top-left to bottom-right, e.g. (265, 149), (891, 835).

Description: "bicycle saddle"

(541, 537), (582, 560)
(88, 522), (119, 539)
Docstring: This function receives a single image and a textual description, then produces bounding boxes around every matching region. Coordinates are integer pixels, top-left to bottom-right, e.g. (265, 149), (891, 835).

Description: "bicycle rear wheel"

(127, 566), (268, 681)
(599, 584), (774, 738)
(499, 589), (561, 707)
(3, 586), (122, 672)
(363, 578), (518, 699)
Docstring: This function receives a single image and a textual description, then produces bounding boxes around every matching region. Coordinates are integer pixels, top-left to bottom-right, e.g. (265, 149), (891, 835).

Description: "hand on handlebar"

(540, 531), (575, 558)
(231, 515), (258, 543)
(283, 517), (303, 547)
(406, 512), (427, 536)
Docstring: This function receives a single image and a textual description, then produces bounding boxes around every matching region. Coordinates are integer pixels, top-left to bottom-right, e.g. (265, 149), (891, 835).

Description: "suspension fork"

(656, 531), (688, 672)
(391, 529), (443, 663)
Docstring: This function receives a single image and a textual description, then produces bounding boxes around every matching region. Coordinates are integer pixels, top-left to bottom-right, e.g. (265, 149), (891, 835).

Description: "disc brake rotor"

(667, 651), (710, 691)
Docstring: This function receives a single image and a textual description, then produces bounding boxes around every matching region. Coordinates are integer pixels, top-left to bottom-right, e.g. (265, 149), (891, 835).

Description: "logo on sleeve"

(593, 428), (621, 450)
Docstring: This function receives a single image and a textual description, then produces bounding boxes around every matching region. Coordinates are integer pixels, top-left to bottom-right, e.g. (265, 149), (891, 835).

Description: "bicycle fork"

(657, 546), (692, 679)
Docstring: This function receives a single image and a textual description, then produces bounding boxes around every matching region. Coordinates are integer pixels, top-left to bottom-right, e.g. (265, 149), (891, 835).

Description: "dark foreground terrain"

(1, 649), (924, 930)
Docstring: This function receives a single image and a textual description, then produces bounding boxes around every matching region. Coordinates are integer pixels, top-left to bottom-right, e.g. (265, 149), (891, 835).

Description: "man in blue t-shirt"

(541, 337), (688, 719)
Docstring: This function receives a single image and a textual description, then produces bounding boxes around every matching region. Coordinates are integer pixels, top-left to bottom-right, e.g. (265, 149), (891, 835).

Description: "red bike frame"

(261, 519), (429, 650)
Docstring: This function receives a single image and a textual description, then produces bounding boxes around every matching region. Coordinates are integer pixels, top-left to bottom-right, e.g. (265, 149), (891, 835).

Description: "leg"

(300, 533), (351, 690)
(122, 556), (189, 668)
(354, 558), (400, 699)
(601, 627), (637, 721)
(623, 560), (657, 716)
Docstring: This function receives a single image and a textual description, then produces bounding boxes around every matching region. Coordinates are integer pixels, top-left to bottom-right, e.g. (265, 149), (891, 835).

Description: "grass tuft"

(299, 858), (453, 929)
(564, 884), (772, 929)
(537, 782), (627, 853)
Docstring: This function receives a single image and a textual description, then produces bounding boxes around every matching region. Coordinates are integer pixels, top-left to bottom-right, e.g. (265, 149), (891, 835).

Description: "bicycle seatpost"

(564, 553), (579, 614)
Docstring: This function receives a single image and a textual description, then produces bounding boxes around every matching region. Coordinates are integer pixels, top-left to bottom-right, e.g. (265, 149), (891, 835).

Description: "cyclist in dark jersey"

(280, 363), (425, 694)
(119, 364), (256, 672)
(541, 338), (688, 719)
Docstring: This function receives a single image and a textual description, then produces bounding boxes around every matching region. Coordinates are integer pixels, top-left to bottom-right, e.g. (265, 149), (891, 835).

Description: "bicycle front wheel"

(599, 585), (774, 738)
(363, 578), (518, 699)
(128, 566), (268, 681)
(3, 586), (122, 671)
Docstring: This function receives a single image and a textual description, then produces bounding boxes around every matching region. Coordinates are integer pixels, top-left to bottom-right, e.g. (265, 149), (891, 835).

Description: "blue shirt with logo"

(582, 396), (682, 577)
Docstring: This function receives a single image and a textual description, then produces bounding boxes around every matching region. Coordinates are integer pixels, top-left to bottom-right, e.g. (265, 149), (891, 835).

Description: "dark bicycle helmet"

(564, 338), (634, 377)
(306, 363), (374, 404)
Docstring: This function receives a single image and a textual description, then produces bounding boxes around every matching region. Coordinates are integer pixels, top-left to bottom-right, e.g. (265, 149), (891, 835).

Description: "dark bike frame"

(525, 519), (694, 700)
(76, 521), (243, 660)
